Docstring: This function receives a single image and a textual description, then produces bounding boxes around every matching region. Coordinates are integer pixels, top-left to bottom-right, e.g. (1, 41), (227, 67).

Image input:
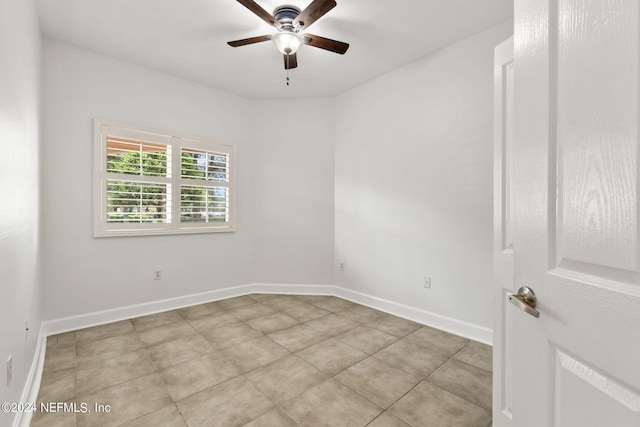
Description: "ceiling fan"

(227, 0), (349, 70)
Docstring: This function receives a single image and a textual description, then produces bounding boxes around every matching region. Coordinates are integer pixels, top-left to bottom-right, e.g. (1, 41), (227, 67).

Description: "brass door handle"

(508, 286), (540, 318)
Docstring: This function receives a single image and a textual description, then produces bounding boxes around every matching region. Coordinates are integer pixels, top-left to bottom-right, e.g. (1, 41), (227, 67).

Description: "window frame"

(93, 119), (236, 237)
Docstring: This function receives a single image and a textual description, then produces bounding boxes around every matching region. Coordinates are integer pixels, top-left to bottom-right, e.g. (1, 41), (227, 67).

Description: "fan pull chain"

(286, 69), (290, 87)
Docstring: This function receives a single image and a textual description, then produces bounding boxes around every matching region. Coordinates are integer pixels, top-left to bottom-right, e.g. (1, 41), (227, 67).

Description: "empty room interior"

(4, 0), (640, 426)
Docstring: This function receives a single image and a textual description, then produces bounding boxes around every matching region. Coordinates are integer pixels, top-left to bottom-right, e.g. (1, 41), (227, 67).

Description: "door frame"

(493, 36), (514, 427)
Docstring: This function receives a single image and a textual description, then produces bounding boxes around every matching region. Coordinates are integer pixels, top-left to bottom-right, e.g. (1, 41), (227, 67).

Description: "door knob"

(508, 286), (540, 318)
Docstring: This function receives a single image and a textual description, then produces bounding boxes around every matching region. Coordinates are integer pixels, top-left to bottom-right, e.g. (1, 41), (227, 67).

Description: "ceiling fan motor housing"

(273, 5), (301, 28)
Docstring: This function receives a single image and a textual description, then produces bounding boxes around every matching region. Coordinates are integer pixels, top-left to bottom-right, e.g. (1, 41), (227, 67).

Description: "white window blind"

(180, 148), (230, 224)
(106, 181), (169, 224)
(180, 148), (228, 182)
(106, 138), (169, 177)
(105, 137), (171, 224)
(94, 119), (236, 237)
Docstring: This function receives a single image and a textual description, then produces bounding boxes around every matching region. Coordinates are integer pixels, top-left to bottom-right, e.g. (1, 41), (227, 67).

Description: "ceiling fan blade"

(293, 0), (336, 31)
(303, 33), (349, 54)
(227, 35), (272, 47)
(284, 53), (298, 69)
(236, 0), (282, 29)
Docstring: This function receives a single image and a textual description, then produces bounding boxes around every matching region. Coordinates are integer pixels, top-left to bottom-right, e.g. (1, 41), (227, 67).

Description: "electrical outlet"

(423, 277), (432, 289)
(154, 270), (162, 280)
(339, 262), (345, 271)
(7, 355), (12, 386)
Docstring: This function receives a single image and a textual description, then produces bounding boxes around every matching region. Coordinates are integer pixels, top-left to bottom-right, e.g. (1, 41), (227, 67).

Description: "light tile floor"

(32, 294), (493, 427)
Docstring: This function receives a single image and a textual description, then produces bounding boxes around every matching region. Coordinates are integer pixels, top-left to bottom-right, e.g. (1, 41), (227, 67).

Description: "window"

(94, 119), (236, 237)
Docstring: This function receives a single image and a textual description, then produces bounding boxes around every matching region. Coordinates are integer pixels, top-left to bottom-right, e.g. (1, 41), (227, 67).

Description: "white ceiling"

(36, 0), (513, 99)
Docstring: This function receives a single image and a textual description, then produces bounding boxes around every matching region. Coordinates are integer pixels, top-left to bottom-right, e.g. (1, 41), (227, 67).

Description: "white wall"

(0, 0), (42, 423)
(41, 40), (336, 320)
(41, 40), (257, 320)
(251, 98), (335, 284)
(334, 21), (513, 330)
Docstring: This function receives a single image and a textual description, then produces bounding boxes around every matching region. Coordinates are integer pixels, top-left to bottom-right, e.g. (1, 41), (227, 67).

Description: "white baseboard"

(12, 330), (47, 427)
(41, 282), (492, 344)
(251, 283), (336, 296)
(334, 287), (493, 345)
(40, 283), (336, 337)
(41, 284), (254, 336)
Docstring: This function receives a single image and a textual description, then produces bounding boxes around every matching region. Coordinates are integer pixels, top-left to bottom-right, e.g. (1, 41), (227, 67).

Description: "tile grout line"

(421, 342), (494, 414)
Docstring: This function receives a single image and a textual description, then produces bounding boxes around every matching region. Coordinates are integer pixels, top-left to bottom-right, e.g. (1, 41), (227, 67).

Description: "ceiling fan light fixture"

(272, 31), (303, 55)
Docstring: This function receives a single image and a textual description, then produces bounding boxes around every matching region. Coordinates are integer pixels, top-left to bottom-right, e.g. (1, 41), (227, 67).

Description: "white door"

(508, 1), (640, 426)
